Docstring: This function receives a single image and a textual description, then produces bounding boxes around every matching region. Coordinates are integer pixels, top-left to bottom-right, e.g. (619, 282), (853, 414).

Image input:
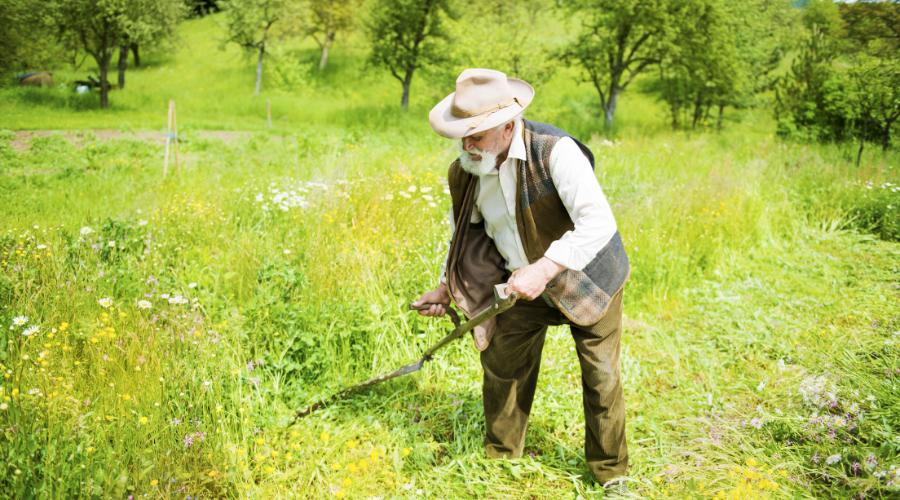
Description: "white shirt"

(440, 119), (618, 282)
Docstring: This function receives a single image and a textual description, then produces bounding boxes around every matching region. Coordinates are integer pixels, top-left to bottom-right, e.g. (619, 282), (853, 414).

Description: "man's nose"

(462, 138), (474, 151)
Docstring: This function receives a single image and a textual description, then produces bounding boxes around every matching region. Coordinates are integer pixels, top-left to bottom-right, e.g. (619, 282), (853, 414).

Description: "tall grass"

(1, 125), (899, 498)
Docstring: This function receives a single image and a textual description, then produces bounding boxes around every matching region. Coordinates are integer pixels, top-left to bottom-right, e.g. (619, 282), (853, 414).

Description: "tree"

(840, 0), (899, 57)
(448, 0), (558, 88)
(802, 0), (845, 38)
(562, 0), (691, 130)
(303, 0), (354, 70)
(0, 0), (63, 76)
(774, 27), (857, 142)
(221, 0), (299, 96)
(116, 0), (186, 89)
(44, 0), (132, 108)
(365, 0), (456, 112)
(650, 0), (796, 131)
(849, 55), (900, 152)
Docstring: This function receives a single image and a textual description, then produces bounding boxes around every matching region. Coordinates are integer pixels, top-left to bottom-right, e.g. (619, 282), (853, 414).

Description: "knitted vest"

(446, 120), (630, 350)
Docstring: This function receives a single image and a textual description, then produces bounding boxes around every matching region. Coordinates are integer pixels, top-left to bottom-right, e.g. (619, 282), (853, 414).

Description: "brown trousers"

(480, 286), (628, 484)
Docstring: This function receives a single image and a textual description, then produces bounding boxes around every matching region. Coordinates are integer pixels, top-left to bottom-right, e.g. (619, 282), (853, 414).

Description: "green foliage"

(220, 0), (300, 95)
(801, 0), (846, 38)
(364, 0), (457, 111)
(840, 0), (900, 57)
(302, 0), (356, 70)
(42, 0), (186, 108)
(649, 0), (796, 131)
(775, 28), (857, 142)
(848, 54), (900, 152)
(0, 0), (67, 77)
(844, 179), (900, 242)
(446, 0), (559, 89)
(561, 0), (692, 129)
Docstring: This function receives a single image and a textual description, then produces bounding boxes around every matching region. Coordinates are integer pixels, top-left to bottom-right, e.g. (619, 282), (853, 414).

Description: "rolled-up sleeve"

(542, 137), (618, 271)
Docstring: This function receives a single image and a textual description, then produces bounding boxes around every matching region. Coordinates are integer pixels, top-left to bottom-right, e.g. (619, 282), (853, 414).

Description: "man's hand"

(412, 282), (452, 317)
(507, 257), (566, 301)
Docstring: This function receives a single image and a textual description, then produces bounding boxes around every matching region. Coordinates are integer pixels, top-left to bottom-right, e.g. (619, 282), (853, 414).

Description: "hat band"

(451, 96), (521, 129)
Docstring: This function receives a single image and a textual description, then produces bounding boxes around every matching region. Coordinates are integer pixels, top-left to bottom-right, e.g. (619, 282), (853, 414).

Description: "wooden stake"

(173, 100), (180, 179)
(163, 100), (173, 178)
(267, 99), (272, 128)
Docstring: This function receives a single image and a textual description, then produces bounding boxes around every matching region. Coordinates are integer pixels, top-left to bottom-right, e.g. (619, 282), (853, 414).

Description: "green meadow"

(2, 13), (900, 500)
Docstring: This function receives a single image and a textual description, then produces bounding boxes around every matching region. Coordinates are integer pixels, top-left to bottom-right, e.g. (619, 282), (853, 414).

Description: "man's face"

(455, 122), (515, 176)
(460, 124), (511, 163)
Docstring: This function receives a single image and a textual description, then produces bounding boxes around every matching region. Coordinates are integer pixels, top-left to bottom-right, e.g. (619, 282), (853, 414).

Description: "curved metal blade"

(292, 356), (430, 421)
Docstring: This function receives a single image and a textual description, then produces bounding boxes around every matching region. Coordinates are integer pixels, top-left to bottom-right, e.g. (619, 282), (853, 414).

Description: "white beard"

(455, 141), (497, 176)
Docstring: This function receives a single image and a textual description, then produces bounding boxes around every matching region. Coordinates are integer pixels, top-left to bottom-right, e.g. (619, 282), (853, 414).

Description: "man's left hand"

(506, 257), (566, 301)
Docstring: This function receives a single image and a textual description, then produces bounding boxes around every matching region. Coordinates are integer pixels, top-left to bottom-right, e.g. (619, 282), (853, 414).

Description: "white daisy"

(22, 325), (39, 336)
(37, 245), (47, 250)
(138, 300), (152, 309)
(107, 241), (115, 247)
(160, 294), (170, 299)
(12, 316), (28, 326)
(138, 220), (148, 226)
(188, 283), (197, 288)
(98, 298), (112, 308)
(80, 227), (93, 236)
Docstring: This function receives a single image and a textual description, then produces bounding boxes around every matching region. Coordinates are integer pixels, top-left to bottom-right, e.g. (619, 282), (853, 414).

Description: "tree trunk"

(255, 25), (270, 97)
(255, 44), (265, 97)
(692, 99), (703, 129)
(401, 70), (413, 112)
(131, 44), (140, 67)
(318, 32), (335, 70)
(857, 114), (867, 168)
(884, 119), (893, 151)
(603, 87), (621, 131)
(100, 56), (110, 109)
(118, 45), (128, 89)
(717, 104), (724, 133)
(319, 44), (329, 71)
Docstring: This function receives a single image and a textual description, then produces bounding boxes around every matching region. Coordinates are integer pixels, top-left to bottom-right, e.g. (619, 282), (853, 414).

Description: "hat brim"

(429, 78), (534, 139)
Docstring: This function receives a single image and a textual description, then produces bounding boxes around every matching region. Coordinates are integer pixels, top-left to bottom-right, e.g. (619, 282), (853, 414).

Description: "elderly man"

(412, 68), (631, 490)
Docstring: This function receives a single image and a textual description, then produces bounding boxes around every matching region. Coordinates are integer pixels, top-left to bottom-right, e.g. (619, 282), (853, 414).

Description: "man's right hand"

(411, 282), (451, 317)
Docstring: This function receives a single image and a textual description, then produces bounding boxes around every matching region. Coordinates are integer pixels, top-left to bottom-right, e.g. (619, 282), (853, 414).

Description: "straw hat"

(429, 68), (535, 139)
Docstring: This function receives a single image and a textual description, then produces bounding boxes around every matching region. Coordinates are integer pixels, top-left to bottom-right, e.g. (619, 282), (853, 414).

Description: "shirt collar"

(507, 119), (526, 161)
(481, 120), (525, 177)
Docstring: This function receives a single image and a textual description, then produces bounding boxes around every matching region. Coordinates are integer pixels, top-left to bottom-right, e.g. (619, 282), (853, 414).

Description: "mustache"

(455, 141), (487, 157)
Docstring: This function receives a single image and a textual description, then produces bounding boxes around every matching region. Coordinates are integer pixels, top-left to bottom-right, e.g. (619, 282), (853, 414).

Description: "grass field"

(2, 11), (900, 500)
